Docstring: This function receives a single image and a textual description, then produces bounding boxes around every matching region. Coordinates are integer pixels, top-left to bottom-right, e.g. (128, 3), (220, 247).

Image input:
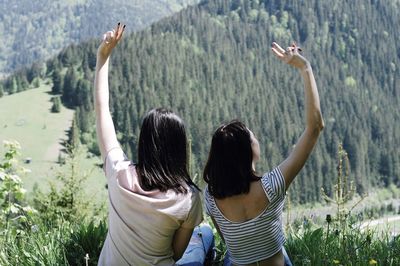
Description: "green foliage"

(51, 96), (62, 113)
(64, 220), (107, 266)
(0, 142), (107, 265)
(0, 216), (107, 266)
(0, 221), (70, 266)
(3, 0), (400, 204)
(0, 0), (200, 75)
(286, 222), (400, 265)
(0, 140), (36, 234)
(33, 144), (96, 223)
(31, 0), (399, 203)
(285, 143), (400, 265)
(321, 143), (366, 228)
(51, 68), (64, 94)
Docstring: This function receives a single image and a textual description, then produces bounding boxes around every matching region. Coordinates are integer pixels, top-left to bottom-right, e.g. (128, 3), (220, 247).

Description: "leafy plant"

(65, 220), (107, 266)
(0, 140), (36, 234)
(33, 143), (94, 223)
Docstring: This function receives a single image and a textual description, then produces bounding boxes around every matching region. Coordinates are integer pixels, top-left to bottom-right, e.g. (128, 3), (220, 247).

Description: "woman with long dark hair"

(203, 42), (324, 265)
(95, 23), (213, 265)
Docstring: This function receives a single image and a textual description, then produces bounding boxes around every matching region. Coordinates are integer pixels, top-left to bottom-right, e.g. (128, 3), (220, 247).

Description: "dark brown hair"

(203, 120), (260, 199)
(137, 108), (198, 193)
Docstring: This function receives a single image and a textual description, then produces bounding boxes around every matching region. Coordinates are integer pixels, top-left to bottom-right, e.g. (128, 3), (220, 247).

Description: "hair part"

(203, 120), (260, 199)
(137, 108), (198, 194)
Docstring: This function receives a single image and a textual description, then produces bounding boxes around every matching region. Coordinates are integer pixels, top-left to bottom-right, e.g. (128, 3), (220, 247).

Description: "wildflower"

(326, 214), (332, 224)
(23, 206), (37, 214)
(333, 259), (340, 264)
(31, 224), (39, 232)
(369, 259), (377, 265)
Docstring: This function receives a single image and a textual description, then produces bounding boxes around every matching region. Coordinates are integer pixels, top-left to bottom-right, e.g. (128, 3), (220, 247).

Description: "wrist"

(97, 51), (110, 60)
(95, 56), (110, 70)
(300, 62), (312, 73)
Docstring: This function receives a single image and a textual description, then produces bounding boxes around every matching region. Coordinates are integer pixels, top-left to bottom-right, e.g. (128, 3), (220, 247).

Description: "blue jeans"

(223, 247), (292, 266)
(175, 224), (215, 266)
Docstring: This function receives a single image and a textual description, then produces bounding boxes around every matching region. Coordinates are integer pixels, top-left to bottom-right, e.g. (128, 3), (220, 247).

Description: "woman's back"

(99, 148), (202, 265)
(204, 167), (286, 265)
(214, 180), (268, 223)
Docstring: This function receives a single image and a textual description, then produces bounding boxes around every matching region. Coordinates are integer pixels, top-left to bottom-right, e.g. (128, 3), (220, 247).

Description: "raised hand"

(271, 42), (309, 70)
(97, 22), (126, 59)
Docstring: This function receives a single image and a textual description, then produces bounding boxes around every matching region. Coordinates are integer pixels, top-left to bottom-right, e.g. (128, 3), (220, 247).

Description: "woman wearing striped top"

(203, 42), (324, 265)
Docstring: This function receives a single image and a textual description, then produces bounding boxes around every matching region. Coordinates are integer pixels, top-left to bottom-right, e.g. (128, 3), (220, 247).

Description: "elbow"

(317, 116), (325, 132)
(309, 114), (324, 136)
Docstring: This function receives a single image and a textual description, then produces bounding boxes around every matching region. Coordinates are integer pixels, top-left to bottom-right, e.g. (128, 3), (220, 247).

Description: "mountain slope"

(3, 0), (400, 203)
(0, 0), (199, 76)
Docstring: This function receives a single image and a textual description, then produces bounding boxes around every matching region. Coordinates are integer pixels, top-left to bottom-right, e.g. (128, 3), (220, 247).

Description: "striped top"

(204, 167), (286, 265)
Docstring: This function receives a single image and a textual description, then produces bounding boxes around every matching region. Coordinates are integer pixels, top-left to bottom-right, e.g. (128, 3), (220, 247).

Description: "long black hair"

(203, 120), (260, 199)
(137, 108), (198, 194)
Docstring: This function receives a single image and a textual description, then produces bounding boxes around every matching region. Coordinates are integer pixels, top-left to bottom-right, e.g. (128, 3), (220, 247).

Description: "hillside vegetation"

(0, 82), (105, 200)
(0, 0), (199, 75)
(2, 0), (399, 203)
(1, 141), (399, 265)
(0, 83), (73, 188)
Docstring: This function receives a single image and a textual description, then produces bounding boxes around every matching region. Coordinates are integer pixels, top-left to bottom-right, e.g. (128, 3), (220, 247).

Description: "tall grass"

(284, 216), (400, 265)
(0, 141), (107, 265)
(1, 141), (399, 265)
(284, 144), (400, 265)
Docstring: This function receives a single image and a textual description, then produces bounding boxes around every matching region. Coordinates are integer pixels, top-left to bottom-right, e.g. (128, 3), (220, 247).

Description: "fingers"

(272, 41), (302, 53)
(271, 42), (300, 61)
(102, 22), (126, 44)
(115, 22), (121, 39)
(271, 47), (284, 59)
(271, 42), (286, 59)
(272, 42), (285, 53)
(115, 22), (126, 41)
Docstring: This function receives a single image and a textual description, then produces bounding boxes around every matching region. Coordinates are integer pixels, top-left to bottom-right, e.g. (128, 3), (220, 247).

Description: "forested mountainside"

(0, 0), (199, 75)
(2, 0), (399, 203)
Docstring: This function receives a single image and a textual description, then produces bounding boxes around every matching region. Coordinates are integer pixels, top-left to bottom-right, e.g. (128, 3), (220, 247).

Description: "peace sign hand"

(97, 22), (126, 58)
(271, 42), (310, 70)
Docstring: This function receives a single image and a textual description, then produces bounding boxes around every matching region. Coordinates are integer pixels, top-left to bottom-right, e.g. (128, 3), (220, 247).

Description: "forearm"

(300, 63), (324, 133)
(94, 56), (110, 109)
(94, 55), (119, 160)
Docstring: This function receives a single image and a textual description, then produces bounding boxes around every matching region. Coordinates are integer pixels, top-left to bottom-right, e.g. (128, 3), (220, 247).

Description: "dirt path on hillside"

(283, 198), (400, 236)
(360, 215), (400, 235)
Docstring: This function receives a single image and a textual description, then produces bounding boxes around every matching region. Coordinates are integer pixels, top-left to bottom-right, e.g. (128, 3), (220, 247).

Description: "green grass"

(0, 81), (106, 203)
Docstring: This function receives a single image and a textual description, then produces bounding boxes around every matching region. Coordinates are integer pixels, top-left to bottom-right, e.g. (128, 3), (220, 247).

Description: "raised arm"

(271, 42), (324, 189)
(94, 23), (125, 161)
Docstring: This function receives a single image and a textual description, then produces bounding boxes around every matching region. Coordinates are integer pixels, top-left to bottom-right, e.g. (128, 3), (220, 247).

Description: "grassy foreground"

(0, 141), (399, 265)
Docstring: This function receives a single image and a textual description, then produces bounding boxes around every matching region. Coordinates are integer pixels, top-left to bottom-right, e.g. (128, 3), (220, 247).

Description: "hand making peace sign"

(97, 22), (126, 58)
(271, 42), (310, 70)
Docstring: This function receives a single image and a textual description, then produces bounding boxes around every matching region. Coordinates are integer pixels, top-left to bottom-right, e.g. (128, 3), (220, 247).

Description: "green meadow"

(0, 81), (106, 202)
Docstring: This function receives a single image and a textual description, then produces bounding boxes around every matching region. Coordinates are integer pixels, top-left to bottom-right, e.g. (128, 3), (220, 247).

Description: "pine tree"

(51, 96), (61, 113)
